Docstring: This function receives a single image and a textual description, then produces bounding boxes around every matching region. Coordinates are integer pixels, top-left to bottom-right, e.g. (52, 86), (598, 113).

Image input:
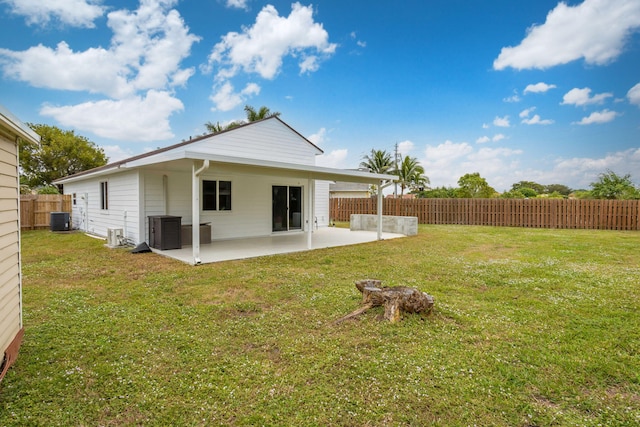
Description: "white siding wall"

(314, 180), (330, 227)
(63, 170), (140, 243)
(143, 164), (321, 241)
(169, 119), (320, 166)
(0, 133), (20, 358)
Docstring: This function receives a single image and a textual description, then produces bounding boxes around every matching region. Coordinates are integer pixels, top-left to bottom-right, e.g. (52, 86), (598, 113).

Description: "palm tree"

(244, 105), (280, 122)
(204, 105), (280, 134)
(360, 149), (393, 174)
(359, 149), (393, 196)
(204, 121), (224, 133)
(395, 155), (429, 197)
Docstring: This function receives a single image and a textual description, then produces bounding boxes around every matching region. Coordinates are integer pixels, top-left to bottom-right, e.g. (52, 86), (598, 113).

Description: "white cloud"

(550, 148), (640, 188)
(503, 91), (521, 103)
(398, 140), (414, 155)
(573, 109), (620, 125)
(524, 82), (556, 94)
(0, 0), (199, 142)
(520, 108), (553, 124)
(226, 0), (249, 10)
(424, 140), (473, 163)
(1, 0), (106, 28)
(493, 116), (510, 127)
(210, 81), (261, 111)
(628, 83), (640, 106)
(561, 87), (613, 106)
(476, 134), (506, 143)
(519, 107), (536, 118)
(421, 140), (523, 189)
(40, 90), (184, 141)
(101, 144), (136, 163)
(315, 149), (348, 168)
(522, 115), (554, 125)
(205, 3), (336, 81)
(307, 127), (327, 145)
(493, 0), (640, 70)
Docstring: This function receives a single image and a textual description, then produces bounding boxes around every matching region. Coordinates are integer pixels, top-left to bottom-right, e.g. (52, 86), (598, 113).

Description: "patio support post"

(306, 178), (314, 249)
(377, 180), (383, 240)
(192, 160), (210, 265)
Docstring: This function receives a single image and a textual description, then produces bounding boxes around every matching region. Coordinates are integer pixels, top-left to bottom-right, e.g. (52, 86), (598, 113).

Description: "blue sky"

(1, 0), (639, 191)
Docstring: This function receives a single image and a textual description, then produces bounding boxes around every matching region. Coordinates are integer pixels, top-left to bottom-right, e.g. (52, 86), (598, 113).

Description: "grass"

(1, 225), (639, 426)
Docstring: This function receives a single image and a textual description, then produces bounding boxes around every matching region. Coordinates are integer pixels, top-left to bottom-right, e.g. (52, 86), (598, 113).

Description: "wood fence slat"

(20, 194), (72, 230)
(329, 197), (640, 231)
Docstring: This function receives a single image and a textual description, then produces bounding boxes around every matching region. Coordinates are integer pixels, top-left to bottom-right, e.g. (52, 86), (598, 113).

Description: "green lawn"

(1, 226), (639, 426)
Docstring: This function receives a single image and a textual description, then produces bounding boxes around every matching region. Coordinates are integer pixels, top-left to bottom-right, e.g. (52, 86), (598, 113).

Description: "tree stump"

(335, 279), (435, 324)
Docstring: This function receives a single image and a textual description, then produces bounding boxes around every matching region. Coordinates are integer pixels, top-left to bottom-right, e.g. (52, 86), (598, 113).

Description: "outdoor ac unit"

(107, 228), (124, 247)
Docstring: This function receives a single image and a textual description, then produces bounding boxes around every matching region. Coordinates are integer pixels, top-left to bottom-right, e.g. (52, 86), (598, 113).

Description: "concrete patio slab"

(151, 227), (406, 264)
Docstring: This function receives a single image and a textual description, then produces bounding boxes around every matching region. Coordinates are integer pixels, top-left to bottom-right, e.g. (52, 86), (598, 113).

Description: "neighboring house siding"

(0, 124), (21, 377)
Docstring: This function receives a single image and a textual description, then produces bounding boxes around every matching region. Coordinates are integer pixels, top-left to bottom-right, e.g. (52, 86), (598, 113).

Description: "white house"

(0, 105), (39, 382)
(55, 117), (395, 264)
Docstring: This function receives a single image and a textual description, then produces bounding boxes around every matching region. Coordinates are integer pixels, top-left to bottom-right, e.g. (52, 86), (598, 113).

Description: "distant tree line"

(360, 149), (640, 200)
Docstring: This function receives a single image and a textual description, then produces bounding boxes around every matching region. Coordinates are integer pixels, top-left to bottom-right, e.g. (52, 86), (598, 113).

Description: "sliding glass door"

(272, 185), (302, 232)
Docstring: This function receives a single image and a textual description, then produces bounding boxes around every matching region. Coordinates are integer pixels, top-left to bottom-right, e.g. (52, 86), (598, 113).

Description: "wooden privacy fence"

(20, 194), (72, 230)
(330, 198), (640, 231)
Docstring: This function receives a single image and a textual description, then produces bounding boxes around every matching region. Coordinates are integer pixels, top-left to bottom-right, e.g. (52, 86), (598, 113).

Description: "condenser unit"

(107, 228), (124, 247)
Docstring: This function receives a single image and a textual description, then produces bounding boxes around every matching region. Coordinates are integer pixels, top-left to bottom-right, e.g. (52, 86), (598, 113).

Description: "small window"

(72, 193), (77, 205)
(219, 181), (231, 210)
(203, 180), (217, 211)
(203, 180), (231, 211)
(100, 181), (108, 210)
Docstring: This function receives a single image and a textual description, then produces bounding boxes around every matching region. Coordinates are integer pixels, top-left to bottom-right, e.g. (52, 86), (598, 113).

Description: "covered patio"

(150, 227), (406, 264)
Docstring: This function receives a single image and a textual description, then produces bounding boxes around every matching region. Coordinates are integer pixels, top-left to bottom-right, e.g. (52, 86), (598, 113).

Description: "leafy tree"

(511, 180), (544, 194)
(544, 191), (565, 199)
(545, 184), (572, 196)
(418, 186), (457, 198)
(590, 170), (640, 199)
(500, 189), (526, 199)
(37, 185), (60, 194)
(20, 124), (108, 189)
(457, 172), (497, 198)
(394, 155), (428, 197)
(571, 190), (593, 199)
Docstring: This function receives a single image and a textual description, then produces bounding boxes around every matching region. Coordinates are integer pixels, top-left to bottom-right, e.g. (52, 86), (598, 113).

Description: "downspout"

(192, 160), (209, 265)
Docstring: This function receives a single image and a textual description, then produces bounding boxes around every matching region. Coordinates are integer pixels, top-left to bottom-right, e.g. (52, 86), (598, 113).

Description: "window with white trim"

(203, 180), (231, 211)
(100, 181), (108, 210)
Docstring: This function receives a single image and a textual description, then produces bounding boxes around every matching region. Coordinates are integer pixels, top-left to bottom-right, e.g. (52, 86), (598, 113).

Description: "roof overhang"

(0, 104), (40, 144)
(55, 149), (397, 185)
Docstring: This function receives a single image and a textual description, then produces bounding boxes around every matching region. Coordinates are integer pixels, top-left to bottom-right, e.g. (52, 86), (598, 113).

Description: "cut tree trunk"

(334, 279), (435, 324)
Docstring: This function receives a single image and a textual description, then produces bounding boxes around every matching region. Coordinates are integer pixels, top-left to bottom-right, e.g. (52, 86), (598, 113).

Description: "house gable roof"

(54, 116), (397, 185)
(54, 116), (322, 183)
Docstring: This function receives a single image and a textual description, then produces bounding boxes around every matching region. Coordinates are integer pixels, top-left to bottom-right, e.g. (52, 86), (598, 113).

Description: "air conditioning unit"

(50, 212), (70, 232)
(107, 228), (124, 247)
